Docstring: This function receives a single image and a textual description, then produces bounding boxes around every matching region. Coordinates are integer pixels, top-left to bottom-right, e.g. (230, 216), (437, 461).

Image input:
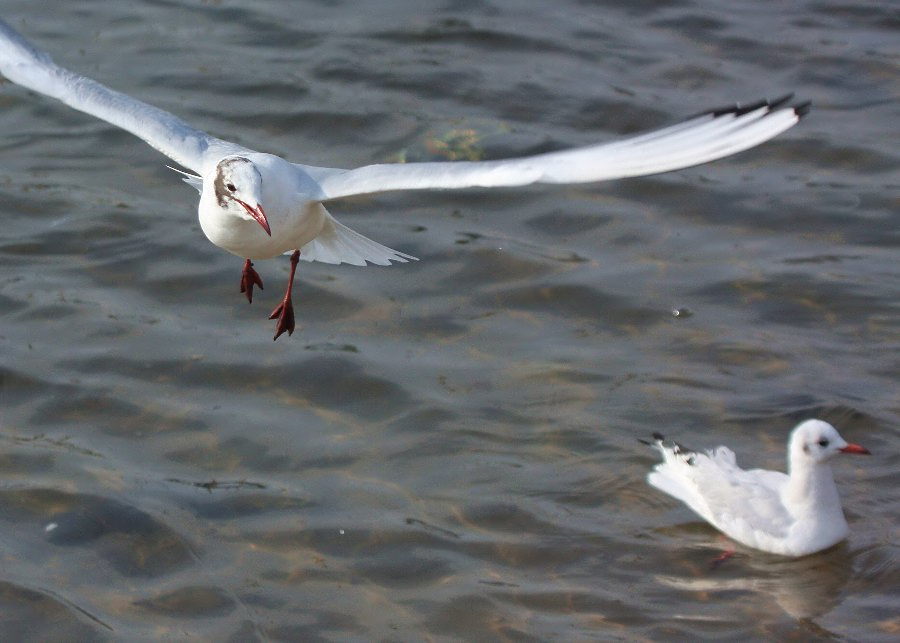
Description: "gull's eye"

(226, 183), (237, 192)
(818, 438), (829, 447)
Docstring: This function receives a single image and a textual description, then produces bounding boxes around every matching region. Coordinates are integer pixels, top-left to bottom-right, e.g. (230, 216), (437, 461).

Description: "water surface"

(0, 0), (897, 640)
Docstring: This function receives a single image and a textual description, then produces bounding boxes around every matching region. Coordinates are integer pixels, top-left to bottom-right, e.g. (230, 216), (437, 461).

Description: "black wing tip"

(638, 432), (666, 446)
(674, 441), (694, 454)
(694, 93), (810, 120)
(761, 92), (795, 111)
(793, 100), (812, 118)
(733, 96), (781, 116)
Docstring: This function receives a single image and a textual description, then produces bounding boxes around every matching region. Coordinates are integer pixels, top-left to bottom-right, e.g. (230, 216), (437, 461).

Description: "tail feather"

(299, 216), (418, 266)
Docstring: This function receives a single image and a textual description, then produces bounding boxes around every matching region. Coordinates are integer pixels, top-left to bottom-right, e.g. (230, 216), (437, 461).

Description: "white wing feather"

(649, 442), (794, 547)
(0, 19), (242, 172)
(300, 98), (806, 201)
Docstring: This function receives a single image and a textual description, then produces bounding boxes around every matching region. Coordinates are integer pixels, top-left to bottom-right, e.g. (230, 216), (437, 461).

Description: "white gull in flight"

(0, 18), (809, 339)
(645, 419), (870, 557)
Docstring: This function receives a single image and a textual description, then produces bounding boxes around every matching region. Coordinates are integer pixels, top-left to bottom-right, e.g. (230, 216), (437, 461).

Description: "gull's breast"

(198, 200), (327, 260)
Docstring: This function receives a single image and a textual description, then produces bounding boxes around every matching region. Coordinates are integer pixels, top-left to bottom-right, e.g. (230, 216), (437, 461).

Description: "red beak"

(839, 443), (871, 455)
(237, 199), (271, 236)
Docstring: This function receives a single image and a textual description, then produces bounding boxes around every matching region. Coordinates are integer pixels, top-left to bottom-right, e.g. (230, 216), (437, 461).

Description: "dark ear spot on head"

(803, 443), (810, 455)
(213, 157), (252, 208)
(213, 169), (229, 207)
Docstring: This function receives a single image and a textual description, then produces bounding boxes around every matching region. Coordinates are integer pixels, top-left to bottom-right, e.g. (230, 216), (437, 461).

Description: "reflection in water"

(656, 544), (853, 622)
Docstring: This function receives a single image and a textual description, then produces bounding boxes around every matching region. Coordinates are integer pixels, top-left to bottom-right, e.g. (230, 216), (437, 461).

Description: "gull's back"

(648, 439), (794, 550)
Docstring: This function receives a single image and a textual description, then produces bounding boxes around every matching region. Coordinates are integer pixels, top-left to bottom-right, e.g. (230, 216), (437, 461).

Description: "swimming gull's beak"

(839, 443), (870, 455)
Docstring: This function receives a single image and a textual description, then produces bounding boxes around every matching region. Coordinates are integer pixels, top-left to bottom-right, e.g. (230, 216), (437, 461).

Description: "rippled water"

(1, 0), (897, 640)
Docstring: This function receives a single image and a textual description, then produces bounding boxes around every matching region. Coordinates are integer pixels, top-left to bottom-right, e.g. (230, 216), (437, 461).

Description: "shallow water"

(1, 0), (898, 640)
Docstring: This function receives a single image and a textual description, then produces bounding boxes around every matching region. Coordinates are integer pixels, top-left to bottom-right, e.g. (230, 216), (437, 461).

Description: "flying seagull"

(644, 420), (870, 557)
(0, 18), (809, 339)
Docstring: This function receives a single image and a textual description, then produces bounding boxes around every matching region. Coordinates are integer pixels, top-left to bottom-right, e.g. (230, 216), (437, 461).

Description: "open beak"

(839, 443), (871, 455)
(237, 199), (271, 236)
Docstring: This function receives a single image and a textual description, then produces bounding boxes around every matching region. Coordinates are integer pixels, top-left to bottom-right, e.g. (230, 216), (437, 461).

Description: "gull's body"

(0, 18), (809, 339)
(198, 153), (323, 260)
(646, 420), (870, 557)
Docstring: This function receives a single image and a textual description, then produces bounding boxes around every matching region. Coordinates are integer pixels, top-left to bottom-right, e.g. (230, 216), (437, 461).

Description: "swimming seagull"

(0, 18), (810, 340)
(644, 419), (870, 557)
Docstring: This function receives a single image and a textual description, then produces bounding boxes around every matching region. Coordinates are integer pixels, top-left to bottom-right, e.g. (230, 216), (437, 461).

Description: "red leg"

(710, 548), (735, 570)
(269, 250), (300, 340)
(240, 259), (264, 303)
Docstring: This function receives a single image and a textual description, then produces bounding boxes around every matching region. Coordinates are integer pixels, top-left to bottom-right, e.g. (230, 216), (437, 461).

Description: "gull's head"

(789, 419), (870, 466)
(213, 156), (270, 236)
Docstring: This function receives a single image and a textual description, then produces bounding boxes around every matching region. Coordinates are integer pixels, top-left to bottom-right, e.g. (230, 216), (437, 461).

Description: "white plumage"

(646, 420), (870, 557)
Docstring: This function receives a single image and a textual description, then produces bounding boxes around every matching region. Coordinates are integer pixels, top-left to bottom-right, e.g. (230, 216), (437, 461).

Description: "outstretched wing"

(302, 96), (808, 201)
(0, 18), (245, 172)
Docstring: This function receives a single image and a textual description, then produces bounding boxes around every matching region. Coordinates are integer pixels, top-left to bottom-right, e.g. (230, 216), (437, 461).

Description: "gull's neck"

(783, 457), (844, 523)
